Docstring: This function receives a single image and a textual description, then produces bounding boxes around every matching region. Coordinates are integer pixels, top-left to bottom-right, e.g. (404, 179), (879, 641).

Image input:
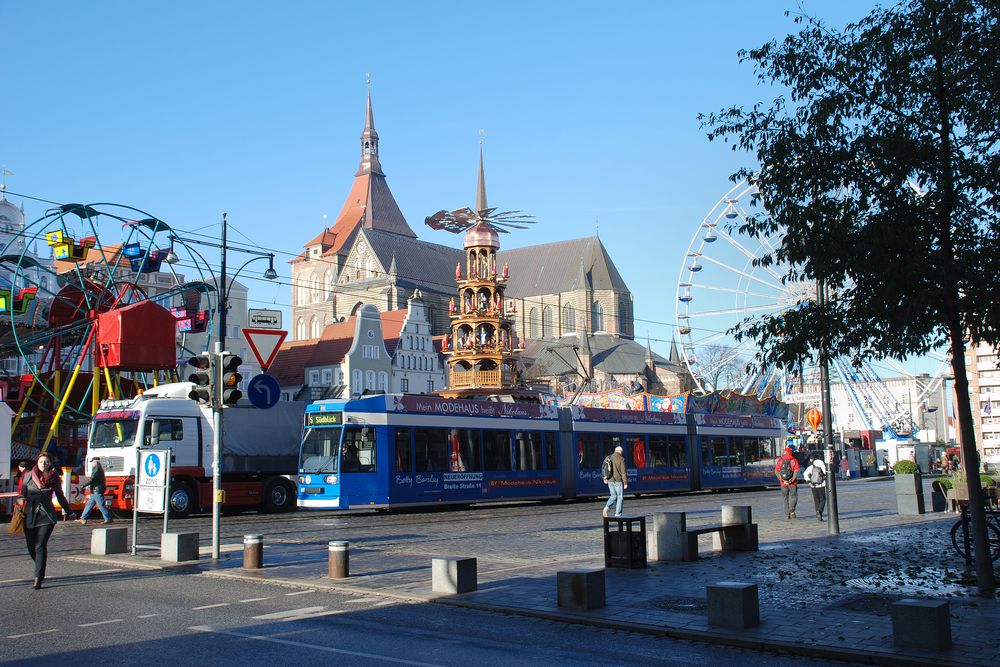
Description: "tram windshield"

(91, 419), (139, 449)
(300, 427), (343, 474)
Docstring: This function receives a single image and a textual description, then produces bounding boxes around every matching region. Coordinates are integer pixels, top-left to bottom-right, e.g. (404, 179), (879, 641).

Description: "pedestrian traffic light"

(219, 353), (243, 406)
(187, 354), (214, 404)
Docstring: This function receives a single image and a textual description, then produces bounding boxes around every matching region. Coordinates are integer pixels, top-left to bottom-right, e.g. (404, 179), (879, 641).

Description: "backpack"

(602, 455), (614, 480)
(778, 457), (795, 482)
(807, 464), (826, 486)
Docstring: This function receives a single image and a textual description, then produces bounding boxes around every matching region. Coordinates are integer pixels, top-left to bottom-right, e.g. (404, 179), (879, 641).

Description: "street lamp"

(166, 213), (278, 560)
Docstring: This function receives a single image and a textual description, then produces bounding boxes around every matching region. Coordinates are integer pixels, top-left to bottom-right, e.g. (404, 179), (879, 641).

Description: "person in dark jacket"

(602, 446), (628, 518)
(77, 457), (112, 525)
(774, 446), (800, 519)
(18, 453), (76, 589)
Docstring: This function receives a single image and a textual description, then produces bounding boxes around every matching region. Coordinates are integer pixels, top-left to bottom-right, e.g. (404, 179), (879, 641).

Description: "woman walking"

(18, 454), (76, 589)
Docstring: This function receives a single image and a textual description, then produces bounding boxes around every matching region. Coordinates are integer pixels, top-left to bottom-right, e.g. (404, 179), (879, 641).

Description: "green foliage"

(894, 460), (919, 475)
(700, 0), (1000, 371)
(982, 475), (996, 488)
(933, 477), (954, 490)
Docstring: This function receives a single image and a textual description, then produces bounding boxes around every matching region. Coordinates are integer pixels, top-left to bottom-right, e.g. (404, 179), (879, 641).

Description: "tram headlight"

(325, 475), (337, 484)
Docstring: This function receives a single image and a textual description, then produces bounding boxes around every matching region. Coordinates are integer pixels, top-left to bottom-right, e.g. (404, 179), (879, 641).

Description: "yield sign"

(243, 328), (287, 371)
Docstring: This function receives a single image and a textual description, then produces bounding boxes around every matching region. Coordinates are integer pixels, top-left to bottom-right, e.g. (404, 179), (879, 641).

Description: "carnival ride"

(0, 202), (217, 458)
(675, 178), (950, 438)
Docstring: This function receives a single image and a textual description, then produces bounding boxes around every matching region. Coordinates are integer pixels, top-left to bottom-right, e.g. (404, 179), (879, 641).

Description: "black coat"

(20, 470), (73, 529)
(85, 467), (106, 495)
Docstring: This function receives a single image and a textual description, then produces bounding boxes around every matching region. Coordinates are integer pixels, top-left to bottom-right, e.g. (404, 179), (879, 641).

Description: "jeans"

(781, 484), (798, 517)
(24, 522), (56, 581)
(80, 491), (111, 522)
(605, 481), (624, 516)
(811, 486), (826, 517)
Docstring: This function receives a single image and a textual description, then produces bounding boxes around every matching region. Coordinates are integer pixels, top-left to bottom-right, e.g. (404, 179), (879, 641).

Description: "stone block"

(432, 556), (477, 594)
(91, 527), (127, 555)
(557, 569), (606, 611)
(894, 472), (923, 495)
(720, 505), (752, 525)
(648, 512), (686, 561)
(712, 524), (759, 552)
(161, 531), (200, 562)
(707, 581), (760, 629)
(896, 492), (926, 515)
(891, 599), (951, 651)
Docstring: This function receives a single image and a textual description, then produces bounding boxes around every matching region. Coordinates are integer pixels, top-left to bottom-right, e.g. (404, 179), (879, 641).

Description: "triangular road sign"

(243, 328), (287, 371)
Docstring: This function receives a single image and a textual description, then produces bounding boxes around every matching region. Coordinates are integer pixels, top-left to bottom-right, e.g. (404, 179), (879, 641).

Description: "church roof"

(360, 228), (463, 293)
(520, 334), (676, 379)
(498, 236), (630, 297)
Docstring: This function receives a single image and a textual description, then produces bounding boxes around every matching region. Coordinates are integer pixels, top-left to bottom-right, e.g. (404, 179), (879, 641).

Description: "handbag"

(7, 506), (25, 535)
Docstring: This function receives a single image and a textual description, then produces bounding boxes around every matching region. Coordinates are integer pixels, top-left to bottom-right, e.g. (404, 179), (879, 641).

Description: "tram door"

(340, 425), (381, 506)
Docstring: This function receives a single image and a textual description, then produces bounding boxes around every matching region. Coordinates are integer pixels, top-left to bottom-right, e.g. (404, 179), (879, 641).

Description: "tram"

(296, 394), (786, 510)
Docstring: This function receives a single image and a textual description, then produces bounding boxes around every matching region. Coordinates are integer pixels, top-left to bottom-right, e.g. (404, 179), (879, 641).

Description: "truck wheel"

(262, 478), (294, 513)
(169, 482), (195, 518)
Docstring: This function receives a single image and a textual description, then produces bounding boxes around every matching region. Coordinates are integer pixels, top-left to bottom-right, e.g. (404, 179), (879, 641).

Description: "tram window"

(730, 437), (746, 466)
(603, 434), (624, 464)
(415, 428), (449, 472)
(514, 431), (544, 471)
(449, 429), (481, 472)
(342, 426), (377, 473)
(625, 434), (647, 468)
(711, 436), (729, 466)
(542, 433), (557, 470)
(669, 436), (687, 467)
(649, 435), (669, 467)
(300, 429), (339, 473)
(578, 433), (603, 468)
(395, 428), (413, 473)
(483, 430), (512, 471)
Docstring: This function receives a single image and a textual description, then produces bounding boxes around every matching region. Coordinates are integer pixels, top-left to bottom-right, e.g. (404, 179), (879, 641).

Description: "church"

(287, 85), (691, 397)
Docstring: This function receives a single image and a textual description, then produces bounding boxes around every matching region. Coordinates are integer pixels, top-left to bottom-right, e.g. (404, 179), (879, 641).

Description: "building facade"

(963, 340), (1000, 468)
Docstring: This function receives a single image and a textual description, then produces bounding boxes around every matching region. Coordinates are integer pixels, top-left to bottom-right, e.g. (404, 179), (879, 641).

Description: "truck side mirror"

(144, 420), (160, 447)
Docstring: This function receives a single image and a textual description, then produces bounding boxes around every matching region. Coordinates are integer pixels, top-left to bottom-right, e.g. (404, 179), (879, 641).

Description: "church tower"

(438, 147), (525, 397)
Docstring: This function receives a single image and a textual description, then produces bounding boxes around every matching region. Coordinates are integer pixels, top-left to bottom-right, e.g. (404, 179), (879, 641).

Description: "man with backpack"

(602, 446), (628, 518)
(804, 456), (828, 521)
(775, 446), (800, 519)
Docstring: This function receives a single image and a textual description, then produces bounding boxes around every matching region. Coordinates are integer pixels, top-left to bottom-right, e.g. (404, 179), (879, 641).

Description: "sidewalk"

(66, 488), (1000, 667)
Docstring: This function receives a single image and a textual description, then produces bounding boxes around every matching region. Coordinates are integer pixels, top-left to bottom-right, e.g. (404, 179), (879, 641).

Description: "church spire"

(476, 135), (488, 213)
(357, 74), (383, 176)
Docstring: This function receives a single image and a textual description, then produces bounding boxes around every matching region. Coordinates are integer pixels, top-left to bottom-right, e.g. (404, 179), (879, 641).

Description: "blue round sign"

(248, 373), (280, 409)
(144, 453), (161, 478)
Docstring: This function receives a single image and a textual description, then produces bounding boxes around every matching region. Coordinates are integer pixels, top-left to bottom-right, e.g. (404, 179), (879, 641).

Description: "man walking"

(602, 446), (628, 518)
(77, 458), (113, 525)
(804, 456), (828, 521)
(775, 446), (800, 519)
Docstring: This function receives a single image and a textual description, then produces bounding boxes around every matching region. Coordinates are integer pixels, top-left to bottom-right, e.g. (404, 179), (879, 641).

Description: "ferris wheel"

(0, 202), (217, 452)
(675, 178), (950, 436)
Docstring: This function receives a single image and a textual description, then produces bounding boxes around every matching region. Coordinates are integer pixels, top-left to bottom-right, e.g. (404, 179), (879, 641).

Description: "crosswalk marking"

(189, 626), (444, 666)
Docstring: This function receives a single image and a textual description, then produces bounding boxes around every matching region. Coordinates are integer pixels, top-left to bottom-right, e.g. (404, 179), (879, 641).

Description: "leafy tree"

(701, 0), (1000, 593)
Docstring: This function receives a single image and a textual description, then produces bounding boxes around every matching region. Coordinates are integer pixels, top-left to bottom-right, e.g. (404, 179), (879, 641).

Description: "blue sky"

(4, 1), (912, 372)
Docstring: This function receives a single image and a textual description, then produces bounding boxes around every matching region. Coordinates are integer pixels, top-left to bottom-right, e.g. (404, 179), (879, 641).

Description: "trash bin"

(603, 515), (646, 568)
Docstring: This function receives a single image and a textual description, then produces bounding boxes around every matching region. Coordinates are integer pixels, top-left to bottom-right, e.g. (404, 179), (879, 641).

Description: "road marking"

(79, 619), (124, 627)
(0, 578), (30, 584)
(239, 597), (272, 603)
(192, 603), (231, 610)
(138, 614), (159, 619)
(8, 629), (58, 639)
(189, 626), (444, 666)
(251, 606), (327, 620)
(86, 568), (123, 574)
(284, 589), (316, 596)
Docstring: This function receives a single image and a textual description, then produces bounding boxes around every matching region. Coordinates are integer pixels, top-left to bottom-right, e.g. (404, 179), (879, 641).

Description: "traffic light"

(187, 354), (214, 404)
(219, 353), (243, 406)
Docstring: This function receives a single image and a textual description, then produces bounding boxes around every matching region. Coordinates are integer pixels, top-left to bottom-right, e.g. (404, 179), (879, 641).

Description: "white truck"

(86, 383), (306, 517)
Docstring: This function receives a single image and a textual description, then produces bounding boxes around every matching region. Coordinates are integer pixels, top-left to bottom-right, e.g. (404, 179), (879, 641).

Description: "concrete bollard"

(243, 534), (263, 569)
(91, 527), (128, 555)
(557, 569), (606, 610)
(891, 599), (951, 651)
(648, 511), (686, 561)
(328, 541), (349, 578)
(720, 505), (752, 525)
(161, 532), (199, 562)
(432, 556), (477, 594)
(707, 581), (760, 629)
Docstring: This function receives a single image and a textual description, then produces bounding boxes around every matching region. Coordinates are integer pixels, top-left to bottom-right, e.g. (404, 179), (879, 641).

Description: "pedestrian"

(840, 455), (850, 480)
(602, 445), (628, 518)
(804, 456), (828, 521)
(76, 458), (113, 525)
(18, 453), (76, 589)
(775, 446), (800, 519)
(14, 459), (29, 495)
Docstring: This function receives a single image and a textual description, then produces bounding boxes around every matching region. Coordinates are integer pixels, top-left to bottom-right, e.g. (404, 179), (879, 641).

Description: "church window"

(562, 304), (576, 334)
(310, 272), (321, 302)
(542, 306), (552, 338)
(310, 316), (320, 339)
(295, 317), (305, 341)
(529, 308), (539, 339)
(592, 302), (605, 332)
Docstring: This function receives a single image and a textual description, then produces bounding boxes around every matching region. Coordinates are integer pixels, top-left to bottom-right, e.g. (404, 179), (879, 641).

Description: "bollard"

(328, 540), (349, 578)
(243, 534), (263, 569)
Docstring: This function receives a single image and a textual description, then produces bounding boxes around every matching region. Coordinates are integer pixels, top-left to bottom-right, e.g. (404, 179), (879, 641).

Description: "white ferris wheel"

(675, 178), (951, 437)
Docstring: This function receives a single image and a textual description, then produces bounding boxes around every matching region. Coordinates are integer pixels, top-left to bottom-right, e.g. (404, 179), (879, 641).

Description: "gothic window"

(311, 272), (320, 302)
(325, 269), (334, 298)
(366, 255), (375, 277)
(310, 316), (320, 339)
(295, 317), (305, 341)
(562, 304), (576, 333)
(592, 302), (604, 332)
(529, 308), (539, 339)
(542, 306), (552, 338)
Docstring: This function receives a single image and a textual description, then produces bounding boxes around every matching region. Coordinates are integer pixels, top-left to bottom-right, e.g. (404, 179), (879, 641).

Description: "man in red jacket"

(775, 447), (800, 519)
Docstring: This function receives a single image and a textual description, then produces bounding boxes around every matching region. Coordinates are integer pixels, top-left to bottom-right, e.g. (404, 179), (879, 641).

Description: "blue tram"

(297, 394), (785, 510)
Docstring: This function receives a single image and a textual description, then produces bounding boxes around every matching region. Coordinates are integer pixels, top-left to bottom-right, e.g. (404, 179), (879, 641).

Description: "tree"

(701, 0), (1000, 594)
(698, 344), (747, 392)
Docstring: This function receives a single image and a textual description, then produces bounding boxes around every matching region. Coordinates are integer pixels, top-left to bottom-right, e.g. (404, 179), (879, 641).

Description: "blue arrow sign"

(247, 373), (280, 410)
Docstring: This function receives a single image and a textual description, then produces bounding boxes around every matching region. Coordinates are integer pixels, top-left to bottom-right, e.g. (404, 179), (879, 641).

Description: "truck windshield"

(300, 427), (342, 473)
(91, 419), (139, 449)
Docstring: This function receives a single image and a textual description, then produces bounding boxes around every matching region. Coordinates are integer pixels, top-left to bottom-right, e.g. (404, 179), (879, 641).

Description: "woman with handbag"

(18, 454), (76, 589)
